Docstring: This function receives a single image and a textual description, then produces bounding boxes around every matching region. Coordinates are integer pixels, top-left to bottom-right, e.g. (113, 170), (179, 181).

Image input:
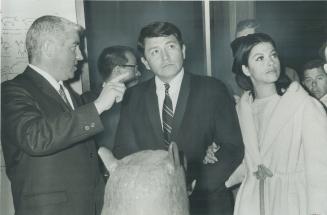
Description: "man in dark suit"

(1, 15), (126, 215)
(113, 21), (244, 215)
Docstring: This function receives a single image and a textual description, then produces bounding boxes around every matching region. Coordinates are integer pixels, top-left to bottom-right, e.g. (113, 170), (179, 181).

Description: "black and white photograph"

(1, 1), (327, 215)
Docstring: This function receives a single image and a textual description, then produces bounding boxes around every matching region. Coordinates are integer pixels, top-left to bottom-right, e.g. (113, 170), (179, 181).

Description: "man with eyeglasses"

(113, 22), (244, 215)
(95, 45), (142, 151)
(98, 46), (141, 88)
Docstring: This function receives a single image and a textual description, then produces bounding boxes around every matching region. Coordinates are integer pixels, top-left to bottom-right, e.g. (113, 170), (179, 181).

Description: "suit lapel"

(145, 73), (191, 146)
(25, 67), (72, 112)
(64, 82), (79, 108)
(171, 73), (191, 141)
(145, 79), (164, 145)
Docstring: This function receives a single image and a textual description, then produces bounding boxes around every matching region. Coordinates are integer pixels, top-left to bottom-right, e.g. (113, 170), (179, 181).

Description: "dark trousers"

(190, 189), (234, 215)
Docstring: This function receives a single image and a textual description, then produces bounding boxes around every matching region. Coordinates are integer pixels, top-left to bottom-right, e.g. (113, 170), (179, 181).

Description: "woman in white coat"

(227, 33), (327, 215)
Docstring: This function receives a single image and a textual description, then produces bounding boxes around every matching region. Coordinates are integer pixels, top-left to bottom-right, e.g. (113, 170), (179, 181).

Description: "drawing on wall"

(1, 16), (34, 81)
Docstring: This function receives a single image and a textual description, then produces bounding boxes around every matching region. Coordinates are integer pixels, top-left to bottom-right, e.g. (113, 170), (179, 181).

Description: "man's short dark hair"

(137, 22), (184, 56)
(300, 59), (325, 81)
(97, 46), (136, 80)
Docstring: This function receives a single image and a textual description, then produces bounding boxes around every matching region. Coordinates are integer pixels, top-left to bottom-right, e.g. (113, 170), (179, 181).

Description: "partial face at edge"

(324, 47), (327, 73)
(303, 67), (327, 99)
(141, 35), (185, 83)
(236, 27), (256, 38)
(242, 42), (280, 88)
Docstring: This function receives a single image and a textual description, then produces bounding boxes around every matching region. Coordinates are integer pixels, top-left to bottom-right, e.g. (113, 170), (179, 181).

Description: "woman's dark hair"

(231, 32), (290, 96)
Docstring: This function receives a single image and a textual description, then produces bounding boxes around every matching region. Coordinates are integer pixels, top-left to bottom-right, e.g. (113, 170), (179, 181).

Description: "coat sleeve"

(1, 82), (104, 156)
(112, 90), (139, 159)
(302, 98), (327, 215)
(225, 161), (245, 188)
(196, 82), (244, 192)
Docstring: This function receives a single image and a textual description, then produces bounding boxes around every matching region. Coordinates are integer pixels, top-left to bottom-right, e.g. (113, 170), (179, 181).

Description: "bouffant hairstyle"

(231, 33), (290, 96)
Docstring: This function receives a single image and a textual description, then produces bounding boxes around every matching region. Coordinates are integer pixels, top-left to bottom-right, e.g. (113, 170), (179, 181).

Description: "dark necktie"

(162, 83), (174, 145)
(58, 84), (71, 108)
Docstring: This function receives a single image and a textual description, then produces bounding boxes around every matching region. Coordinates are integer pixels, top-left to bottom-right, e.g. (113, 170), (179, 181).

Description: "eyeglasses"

(119, 64), (138, 70)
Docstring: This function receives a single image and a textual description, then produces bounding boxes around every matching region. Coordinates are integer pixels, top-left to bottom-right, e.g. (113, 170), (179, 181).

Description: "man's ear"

(107, 65), (120, 82)
(42, 39), (56, 58)
(182, 44), (186, 60)
(242, 65), (251, 77)
(301, 80), (305, 86)
(112, 65), (120, 74)
(141, 57), (151, 70)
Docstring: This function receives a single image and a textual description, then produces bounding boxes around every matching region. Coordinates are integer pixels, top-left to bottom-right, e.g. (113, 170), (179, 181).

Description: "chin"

(314, 93), (323, 99)
(268, 74), (279, 82)
(66, 73), (75, 81)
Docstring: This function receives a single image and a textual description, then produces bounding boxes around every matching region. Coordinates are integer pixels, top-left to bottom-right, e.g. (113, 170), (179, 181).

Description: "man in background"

(301, 59), (327, 108)
(95, 45), (141, 149)
(1, 15), (126, 215)
(234, 19), (260, 38)
(113, 21), (244, 215)
(319, 40), (327, 77)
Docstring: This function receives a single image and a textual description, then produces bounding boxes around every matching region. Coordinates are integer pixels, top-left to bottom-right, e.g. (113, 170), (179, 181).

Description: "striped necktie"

(162, 83), (174, 145)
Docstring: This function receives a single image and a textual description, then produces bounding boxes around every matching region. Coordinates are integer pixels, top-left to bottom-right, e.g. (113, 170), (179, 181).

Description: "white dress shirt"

(29, 64), (75, 109)
(155, 69), (184, 127)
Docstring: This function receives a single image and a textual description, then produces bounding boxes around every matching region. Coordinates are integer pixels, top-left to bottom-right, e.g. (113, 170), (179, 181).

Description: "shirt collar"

(320, 93), (327, 106)
(29, 64), (61, 91)
(155, 68), (184, 93)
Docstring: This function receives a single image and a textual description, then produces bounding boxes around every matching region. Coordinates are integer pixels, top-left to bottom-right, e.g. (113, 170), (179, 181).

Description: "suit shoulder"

(126, 79), (152, 95)
(190, 74), (228, 91)
(121, 78), (153, 104)
(2, 73), (30, 90)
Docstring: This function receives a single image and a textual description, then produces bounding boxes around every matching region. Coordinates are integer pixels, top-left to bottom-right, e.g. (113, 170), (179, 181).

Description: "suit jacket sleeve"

(1, 81), (104, 156)
(113, 89), (139, 159)
(196, 82), (244, 192)
(80, 85), (102, 104)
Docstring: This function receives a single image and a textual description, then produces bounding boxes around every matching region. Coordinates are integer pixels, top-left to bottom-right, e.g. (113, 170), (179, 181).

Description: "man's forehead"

(125, 52), (136, 62)
(144, 35), (179, 47)
(304, 67), (326, 77)
(65, 31), (80, 43)
(236, 28), (255, 38)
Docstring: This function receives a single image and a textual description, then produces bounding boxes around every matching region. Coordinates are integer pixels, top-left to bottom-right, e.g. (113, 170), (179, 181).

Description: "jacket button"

(90, 122), (95, 128)
(84, 125), (90, 131)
